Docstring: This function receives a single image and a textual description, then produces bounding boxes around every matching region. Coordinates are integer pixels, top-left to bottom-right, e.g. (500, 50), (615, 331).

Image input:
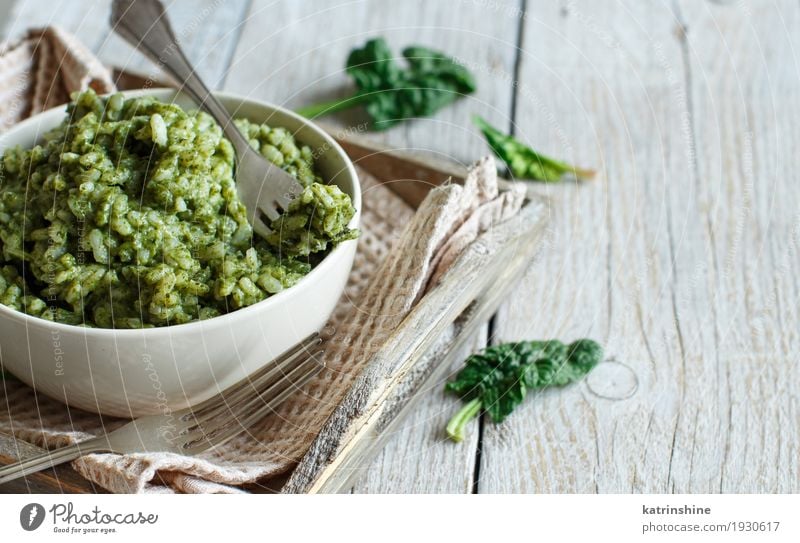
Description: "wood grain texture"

(672, 0), (800, 493)
(482, 0), (800, 493)
(1, 0), (250, 87)
(226, 0), (521, 166)
(100, 0), (251, 87)
(1, 0), (110, 47)
(285, 200), (548, 493)
(348, 339), (483, 493)
(225, 0), (524, 492)
(3, 0), (797, 494)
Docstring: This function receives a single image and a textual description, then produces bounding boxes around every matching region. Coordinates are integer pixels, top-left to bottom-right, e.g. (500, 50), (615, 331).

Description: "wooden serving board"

(0, 72), (548, 493)
(280, 134), (548, 493)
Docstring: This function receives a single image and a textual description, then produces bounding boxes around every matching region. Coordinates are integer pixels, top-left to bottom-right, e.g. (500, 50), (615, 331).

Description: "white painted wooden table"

(2, 0), (797, 493)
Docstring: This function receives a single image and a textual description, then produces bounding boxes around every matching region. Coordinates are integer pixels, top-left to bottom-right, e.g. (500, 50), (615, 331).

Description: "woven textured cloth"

(0, 27), (525, 493)
(0, 26), (114, 131)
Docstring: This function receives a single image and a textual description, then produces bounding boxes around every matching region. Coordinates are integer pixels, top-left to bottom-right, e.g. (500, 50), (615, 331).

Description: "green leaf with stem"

(473, 115), (595, 182)
(444, 339), (603, 442)
(296, 38), (476, 130)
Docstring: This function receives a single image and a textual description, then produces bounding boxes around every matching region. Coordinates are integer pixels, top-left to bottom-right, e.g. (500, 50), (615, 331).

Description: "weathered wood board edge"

(283, 200), (549, 493)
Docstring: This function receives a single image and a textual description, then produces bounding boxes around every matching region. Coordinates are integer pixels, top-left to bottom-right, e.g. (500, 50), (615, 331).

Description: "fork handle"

(0, 437), (110, 485)
(110, 0), (252, 157)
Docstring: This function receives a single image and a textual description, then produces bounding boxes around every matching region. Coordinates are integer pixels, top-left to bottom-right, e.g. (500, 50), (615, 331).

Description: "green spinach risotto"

(0, 90), (357, 328)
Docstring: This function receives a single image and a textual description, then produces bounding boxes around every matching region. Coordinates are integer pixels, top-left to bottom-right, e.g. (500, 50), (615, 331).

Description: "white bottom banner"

(1, 494), (798, 542)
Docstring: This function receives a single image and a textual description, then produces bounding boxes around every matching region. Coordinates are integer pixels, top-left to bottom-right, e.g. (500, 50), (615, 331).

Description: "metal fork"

(0, 334), (323, 485)
(110, 0), (304, 237)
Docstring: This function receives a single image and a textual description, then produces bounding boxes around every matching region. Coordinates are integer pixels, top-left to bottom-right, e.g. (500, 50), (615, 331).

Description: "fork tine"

(252, 188), (297, 237)
(200, 351), (322, 435)
(184, 351), (321, 441)
(256, 188), (298, 219)
(178, 333), (321, 421)
(183, 339), (317, 427)
(251, 211), (274, 239)
(180, 351), (324, 454)
(205, 355), (323, 449)
(274, 190), (297, 210)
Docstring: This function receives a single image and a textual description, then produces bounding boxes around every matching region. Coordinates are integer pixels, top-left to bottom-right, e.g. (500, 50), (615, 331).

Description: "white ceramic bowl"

(0, 89), (360, 417)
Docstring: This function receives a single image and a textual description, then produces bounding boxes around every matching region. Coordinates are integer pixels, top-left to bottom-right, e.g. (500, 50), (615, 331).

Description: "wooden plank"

(1, 0), (110, 48)
(483, 0), (800, 493)
(349, 339), (484, 493)
(0, 1), (20, 41)
(225, 0), (521, 164)
(479, 1), (688, 492)
(226, 0), (522, 492)
(284, 201), (548, 493)
(1, 0), (250, 89)
(100, 0), (251, 88)
(671, 0), (800, 493)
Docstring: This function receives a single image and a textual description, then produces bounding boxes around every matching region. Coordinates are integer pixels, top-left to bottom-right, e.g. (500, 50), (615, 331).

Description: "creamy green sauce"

(0, 90), (357, 328)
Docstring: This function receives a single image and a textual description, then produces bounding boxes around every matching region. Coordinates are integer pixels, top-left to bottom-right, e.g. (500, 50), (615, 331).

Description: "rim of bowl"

(0, 88), (361, 336)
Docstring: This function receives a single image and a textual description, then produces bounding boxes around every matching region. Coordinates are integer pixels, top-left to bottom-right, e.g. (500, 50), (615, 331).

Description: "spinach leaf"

(296, 38), (476, 130)
(444, 338), (602, 442)
(473, 115), (595, 181)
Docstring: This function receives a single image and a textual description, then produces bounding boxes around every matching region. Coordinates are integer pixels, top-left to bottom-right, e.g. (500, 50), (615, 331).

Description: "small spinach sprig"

(473, 116), (595, 182)
(296, 38), (476, 130)
(444, 339), (602, 442)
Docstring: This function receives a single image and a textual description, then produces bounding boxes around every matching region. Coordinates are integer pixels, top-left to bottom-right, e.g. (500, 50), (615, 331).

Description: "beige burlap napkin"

(0, 27), (525, 493)
(0, 26), (114, 130)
